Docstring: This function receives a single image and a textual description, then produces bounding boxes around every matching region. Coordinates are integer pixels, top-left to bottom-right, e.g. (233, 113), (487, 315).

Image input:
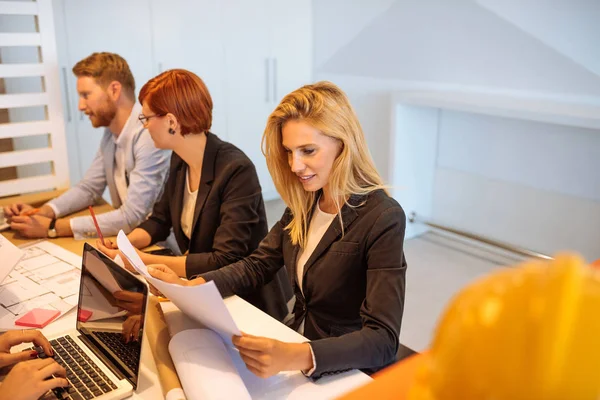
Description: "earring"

(168, 128), (175, 135)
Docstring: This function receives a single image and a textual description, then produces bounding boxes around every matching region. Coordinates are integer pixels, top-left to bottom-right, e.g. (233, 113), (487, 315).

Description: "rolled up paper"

(146, 296), (186, 399)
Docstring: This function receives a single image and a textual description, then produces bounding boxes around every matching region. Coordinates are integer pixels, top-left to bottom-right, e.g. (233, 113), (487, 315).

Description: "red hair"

(138, 69), (212, 135)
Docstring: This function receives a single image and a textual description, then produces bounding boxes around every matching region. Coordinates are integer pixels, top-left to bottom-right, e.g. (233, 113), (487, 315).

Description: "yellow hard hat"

(411, 254), (600, 400)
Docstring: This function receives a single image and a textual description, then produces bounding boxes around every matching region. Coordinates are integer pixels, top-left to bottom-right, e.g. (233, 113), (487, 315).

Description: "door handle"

(61, 67), (72, 122)
(265, 58), (270, 103)
(272, 57), (277, 102)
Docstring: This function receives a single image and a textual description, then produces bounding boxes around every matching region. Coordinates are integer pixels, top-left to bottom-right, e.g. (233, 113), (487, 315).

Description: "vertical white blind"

(0, 0), (69, 196)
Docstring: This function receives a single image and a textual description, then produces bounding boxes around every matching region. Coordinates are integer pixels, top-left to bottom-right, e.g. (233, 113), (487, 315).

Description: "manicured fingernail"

(30, 350), (38, 358)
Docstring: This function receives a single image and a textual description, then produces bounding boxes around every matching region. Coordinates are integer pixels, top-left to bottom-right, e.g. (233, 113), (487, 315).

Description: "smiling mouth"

(298, 175), (315, 182)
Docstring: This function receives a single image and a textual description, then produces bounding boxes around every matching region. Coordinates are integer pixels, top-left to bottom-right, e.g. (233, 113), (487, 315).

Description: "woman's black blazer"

(202, 189), (407, 379)
(139, 132), (292, 321)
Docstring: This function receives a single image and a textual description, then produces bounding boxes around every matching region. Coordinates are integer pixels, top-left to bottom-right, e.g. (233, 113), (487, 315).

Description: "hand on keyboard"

(35, 345), (68, 399)
(0, 357), (68, 400)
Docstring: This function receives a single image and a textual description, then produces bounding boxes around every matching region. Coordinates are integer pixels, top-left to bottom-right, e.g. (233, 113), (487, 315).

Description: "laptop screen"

(77, 243), (148, 388)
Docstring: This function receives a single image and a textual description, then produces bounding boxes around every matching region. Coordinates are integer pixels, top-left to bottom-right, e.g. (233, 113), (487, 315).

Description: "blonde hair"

(262, 81), (386, 247)
(73, 52), (135, 101)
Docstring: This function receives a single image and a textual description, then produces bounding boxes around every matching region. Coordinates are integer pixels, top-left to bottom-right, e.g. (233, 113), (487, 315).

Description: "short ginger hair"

(138, 69), (212, 136)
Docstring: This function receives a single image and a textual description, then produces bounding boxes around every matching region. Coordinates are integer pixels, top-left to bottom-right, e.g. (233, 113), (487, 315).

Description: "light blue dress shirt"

(48, 104), (170, 239)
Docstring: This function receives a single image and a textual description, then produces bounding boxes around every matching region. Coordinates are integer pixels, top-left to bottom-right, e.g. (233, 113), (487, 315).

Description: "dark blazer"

(202, 189), (407, 379)
(139, 132), (292, 321)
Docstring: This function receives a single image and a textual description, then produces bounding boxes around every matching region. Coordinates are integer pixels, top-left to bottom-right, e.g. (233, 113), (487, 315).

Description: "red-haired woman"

(98, 69), (291, 320)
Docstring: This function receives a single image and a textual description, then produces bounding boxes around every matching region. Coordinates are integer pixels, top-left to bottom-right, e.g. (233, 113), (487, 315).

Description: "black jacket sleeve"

(200, 208), (290, 295)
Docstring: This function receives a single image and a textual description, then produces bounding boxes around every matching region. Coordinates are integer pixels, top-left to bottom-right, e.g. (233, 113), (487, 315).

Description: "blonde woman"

(149, 81), (407, 380)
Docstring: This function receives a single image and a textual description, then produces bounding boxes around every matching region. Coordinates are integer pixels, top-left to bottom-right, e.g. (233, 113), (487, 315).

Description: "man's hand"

(10, 215), (52, 238)
(4, 204), (55, 222)
(232, 333), (314, 378)
(3, 203), (33, 222)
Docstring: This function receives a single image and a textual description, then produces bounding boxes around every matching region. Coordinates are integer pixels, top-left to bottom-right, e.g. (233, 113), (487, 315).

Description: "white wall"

(313, 0), (600, 187)
(313, 0), (396, 70)
(433, 111), (600, 261)
(437, 111), (600, 202)
(313, 0), (600, 260)
(312, 0), (396, 182)
(390, 104), (438, 238)
(477, 0), (600, 77)
(318, 0), (600, 96)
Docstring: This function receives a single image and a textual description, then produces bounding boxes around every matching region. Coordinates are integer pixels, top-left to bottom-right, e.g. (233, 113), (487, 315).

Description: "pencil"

(88, 206), (105, 246)
(21, 208), (40, 217)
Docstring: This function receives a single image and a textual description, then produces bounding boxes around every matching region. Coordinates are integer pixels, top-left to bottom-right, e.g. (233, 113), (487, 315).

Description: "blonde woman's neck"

(319, 186), (346, 214)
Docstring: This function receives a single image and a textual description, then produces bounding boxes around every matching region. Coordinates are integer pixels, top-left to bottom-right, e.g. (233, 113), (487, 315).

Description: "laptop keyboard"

(93, 331), (141, 374)
(37, 335), (118, 399)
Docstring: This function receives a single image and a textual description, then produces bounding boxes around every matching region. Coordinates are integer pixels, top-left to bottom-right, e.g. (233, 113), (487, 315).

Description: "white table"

(161, 295), (372, 399)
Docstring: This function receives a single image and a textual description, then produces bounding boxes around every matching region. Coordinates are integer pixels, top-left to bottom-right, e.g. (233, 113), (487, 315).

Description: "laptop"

(25, 243), (149, 400)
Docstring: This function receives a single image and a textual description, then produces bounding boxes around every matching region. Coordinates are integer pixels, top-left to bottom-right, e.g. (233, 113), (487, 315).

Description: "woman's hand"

(148, 264), (192, 286)
(0, 358), (68, 400)
(98, 238), (118, 250)
(0, 330), (53, 368)
(96, 239), (136, 273)
(146, 264), (206, 295)
(232, 333), (314, 378)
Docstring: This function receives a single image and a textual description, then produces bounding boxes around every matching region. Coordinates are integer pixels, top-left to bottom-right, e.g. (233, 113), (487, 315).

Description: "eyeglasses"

(138, 113), (165, 124)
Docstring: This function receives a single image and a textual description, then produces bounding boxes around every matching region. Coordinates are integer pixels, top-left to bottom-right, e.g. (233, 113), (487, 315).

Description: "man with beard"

(4, 52), (170, 240)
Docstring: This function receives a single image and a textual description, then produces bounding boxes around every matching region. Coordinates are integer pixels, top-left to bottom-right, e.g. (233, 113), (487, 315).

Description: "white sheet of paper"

(117, 230), (241, 342)
(116, 231), (150, 277)
(149, 278), (241, 343)
(113, 254), (125, 269)
(160, 299), (374, 399)
(0, 234), (24, 283)
(19, 254), (59, 271)
(33, 261), (75, 280)
(0, 241), (81, 331)
(0, 280), (48, 307)
(169, 329), (251, 400)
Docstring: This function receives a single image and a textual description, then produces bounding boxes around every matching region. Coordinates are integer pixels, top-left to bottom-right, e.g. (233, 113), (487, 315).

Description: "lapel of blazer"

(171, 155), (189, 249)
(290, 200), (317, 290)
(301, 194), (362, 281)
(291, 242), (302, 290)
(190, 132), (219, 236)
(103, 133), (121, 208)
